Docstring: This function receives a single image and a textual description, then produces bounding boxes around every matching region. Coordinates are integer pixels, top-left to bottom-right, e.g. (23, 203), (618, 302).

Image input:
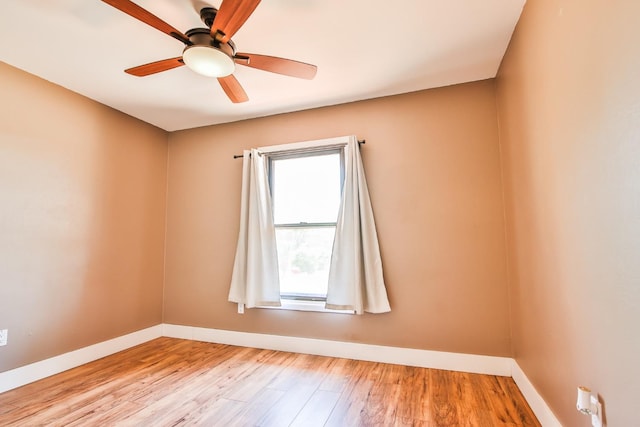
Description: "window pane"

(272, 153), (341, 224)
(276, 226), (335, 297)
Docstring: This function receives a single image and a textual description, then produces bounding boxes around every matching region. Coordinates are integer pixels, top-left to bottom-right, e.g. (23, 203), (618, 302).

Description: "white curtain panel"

(228, 149), (281, 309)
(326, 136), (391, 314)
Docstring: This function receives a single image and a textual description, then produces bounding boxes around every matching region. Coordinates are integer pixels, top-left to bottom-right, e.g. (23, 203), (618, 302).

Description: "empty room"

(1, 0), (638, 426)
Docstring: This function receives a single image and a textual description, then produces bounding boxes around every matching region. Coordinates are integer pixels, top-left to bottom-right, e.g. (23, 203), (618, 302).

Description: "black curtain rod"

(233, 139), (366, 159)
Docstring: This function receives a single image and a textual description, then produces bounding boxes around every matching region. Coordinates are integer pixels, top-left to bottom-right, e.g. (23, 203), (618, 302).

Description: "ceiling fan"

(101, 0), (317, 103)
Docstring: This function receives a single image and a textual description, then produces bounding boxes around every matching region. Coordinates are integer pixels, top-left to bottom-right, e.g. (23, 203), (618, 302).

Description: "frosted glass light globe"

(182, 45), (235, 77)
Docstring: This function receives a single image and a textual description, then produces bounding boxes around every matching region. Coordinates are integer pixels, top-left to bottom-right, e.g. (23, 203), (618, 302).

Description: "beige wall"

(0, 62), (168, 372)
(165, 81), (512, 356)
(496, 0), (640, 425)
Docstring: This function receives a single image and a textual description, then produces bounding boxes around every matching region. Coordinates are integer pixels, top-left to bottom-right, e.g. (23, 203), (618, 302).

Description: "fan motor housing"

(185, 28), (236, 57)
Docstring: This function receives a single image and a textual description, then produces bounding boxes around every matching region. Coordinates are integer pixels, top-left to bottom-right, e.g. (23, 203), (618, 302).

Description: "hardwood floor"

(0, 337), (540, 426)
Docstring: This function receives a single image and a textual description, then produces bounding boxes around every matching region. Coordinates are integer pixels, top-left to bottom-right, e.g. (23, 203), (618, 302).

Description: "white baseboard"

(0, 325), (162, 394)
(511, 359), (562, 426)
(162, 324), (512, 376)
(0, 322), (560, 427)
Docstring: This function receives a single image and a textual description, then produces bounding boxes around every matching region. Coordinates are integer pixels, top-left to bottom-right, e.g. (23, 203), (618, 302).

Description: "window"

(268, 148), (344, 301)
(229, 135), (390, 314)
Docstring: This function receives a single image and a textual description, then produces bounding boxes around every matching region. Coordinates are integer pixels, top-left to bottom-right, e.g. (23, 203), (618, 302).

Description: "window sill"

(261, 299), (354, 314)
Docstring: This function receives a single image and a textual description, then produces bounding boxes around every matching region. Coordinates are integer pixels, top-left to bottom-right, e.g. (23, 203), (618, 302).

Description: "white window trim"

(256, 135), (351, 155)
(257, 136), (354, 314)
(260, 299), (355, 314)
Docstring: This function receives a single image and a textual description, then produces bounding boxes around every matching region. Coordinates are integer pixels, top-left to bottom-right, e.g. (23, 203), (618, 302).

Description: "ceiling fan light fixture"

(182, 45), (235, 78)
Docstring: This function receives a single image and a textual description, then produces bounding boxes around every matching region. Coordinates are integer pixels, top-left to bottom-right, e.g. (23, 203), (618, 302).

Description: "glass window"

(269, 150), (343, 300)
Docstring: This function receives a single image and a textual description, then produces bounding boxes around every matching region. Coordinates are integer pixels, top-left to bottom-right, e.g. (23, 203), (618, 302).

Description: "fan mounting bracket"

(200, 7), (218, 28)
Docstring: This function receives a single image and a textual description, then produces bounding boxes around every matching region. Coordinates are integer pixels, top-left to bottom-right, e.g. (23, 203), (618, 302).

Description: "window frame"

(266, 146), (345, 302)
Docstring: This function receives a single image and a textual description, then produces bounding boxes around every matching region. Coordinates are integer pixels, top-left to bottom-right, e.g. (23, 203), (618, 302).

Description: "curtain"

(326, 136), (391, 314)
(228, 149), (281, 309)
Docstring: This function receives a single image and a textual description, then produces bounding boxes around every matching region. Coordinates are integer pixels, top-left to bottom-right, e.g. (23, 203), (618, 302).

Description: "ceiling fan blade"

(217, 75), (249, 103)
(101, 0), (191, 44)
(125, 57), (185, 76)
(211, 0), (261, 43)
(235, 53), (317, 80)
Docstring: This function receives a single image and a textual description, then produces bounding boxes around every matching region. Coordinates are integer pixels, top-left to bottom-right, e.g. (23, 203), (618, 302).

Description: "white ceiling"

(0, 0), (525, 132)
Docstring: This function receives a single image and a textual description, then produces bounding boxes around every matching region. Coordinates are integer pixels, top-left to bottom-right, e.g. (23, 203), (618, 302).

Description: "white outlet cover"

(0, 329), (7, 346)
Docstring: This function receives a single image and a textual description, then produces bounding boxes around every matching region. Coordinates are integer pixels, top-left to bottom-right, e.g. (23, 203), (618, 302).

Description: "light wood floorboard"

(0, 337), (540, 426)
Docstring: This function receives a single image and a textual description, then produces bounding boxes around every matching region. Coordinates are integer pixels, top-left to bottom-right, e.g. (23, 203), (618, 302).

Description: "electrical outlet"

(0, 329), (8, 346)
